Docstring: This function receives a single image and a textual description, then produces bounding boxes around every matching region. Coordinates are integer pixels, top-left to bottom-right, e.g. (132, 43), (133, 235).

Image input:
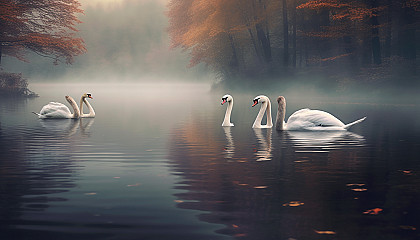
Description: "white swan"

(34, 96), (80, 119)
(221, 94), (234, 127)
(79, 93), (95, 118)
(275, 96), (366, 131)
(252, 95), (273, 128)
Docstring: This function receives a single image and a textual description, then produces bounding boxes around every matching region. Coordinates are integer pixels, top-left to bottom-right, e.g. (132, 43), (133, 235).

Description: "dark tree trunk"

(384, 0), (393, 58)
(256, 23), (272, 62)
(228, 33), (239, 69)
(370, 0), (382, 64)
(282, 0), (289, 67)
(248, 28), (261, 60)
(292, 0), (297, 68)
(398, 4), (416, 60)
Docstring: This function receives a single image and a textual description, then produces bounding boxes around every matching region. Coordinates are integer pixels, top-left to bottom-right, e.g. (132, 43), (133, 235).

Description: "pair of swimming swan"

(221, 94), (366, 130)
(34, 93), (95, 119)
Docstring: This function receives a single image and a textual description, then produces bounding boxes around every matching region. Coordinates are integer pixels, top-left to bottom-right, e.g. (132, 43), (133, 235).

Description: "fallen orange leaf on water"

(399, 225), (416, 231)
(234, 233), (247, 237)
(314, 230), (336, 235)
(346, 183), (365, 187)
(400, 170), (413, 175)
(127, 183), (141, 187)
(363, 208), (383, 215)
(351, 188), (368, 192)
(253, 186), (268, 189)
(283, 201), (304, 207)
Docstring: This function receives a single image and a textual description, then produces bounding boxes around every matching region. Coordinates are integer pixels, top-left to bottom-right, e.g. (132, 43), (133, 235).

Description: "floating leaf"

(84, 192), (97, 196)
(174, 200), (184, 203)
(351, 188), (367, 192)
(234, 233), (247, 237)
(363, 208), (383, 215)
(314, 230), (336, 235)
(346, 183), (365, 187)
(113, 177), (121, 179)
(232, 224), (239, 228)
(127, 183), (141, 187)
(283, 201), (304, 207)
(399, 225), (416, 231)
(254, 186), (268, 189)
(399, 170), (413, 175)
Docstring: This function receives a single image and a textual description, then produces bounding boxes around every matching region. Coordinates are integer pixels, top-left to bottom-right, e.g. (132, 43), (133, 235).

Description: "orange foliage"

(0, 0), (85, 64)
(167, 0), (278, 68)
(297, 0), (385, 22)
(405, 0), (420, 11)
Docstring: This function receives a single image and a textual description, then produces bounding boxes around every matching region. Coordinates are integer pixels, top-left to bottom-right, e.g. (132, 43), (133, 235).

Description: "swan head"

(252, 95), (268, 107)
(65, 95), (74, 102)
(277, 96), (286, 104)
(221, 94), (233, 105)
(82, 93), (93, 99)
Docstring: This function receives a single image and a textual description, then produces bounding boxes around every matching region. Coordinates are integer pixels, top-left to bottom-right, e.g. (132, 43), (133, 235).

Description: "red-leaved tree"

(0, 0), (86, 65)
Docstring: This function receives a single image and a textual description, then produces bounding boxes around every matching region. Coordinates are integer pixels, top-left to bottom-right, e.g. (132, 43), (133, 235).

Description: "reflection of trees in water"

(0, 119), (94, 236)
(168, 120), (402, 239)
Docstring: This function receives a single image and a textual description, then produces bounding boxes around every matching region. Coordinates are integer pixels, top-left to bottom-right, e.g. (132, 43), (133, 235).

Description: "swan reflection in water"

(222, 126), (235, 159)
(286, 131), (365, 152)
(254, 128), (272, 161)
(39, 118), (95, 137)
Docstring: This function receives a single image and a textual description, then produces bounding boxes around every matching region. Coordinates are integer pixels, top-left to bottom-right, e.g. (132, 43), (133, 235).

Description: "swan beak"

(252, 101), (258, 107)
(88, 96), (93, 99)
(221, 100), (226, 105)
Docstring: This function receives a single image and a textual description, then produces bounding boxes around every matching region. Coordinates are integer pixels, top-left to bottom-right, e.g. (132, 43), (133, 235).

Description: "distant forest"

(167, 0), (419, 89)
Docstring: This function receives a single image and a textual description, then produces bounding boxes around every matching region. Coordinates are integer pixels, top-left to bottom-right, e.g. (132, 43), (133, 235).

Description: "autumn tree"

(168, 0), (419, 87)
(0, 0), (86, 65)
(168, 0), (281, 80)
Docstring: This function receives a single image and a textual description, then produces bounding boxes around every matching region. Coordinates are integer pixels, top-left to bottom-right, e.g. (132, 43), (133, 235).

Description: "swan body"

(276, 96), (366, 131)
(79, 93), (95, 118)
(34, 96), (80, 119)
(221, 94), (234, 127)
(252, 95), (273, 128)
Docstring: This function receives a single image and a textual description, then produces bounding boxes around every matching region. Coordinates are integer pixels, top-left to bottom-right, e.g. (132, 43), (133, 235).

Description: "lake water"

(0, 83), (419, 240)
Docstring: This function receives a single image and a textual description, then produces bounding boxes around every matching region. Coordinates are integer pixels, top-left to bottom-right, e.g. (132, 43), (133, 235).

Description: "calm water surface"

(0, 83), (419, 240)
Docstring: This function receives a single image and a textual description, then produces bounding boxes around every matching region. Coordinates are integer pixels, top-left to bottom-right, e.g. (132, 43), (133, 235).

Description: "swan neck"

(253, 101), (267, 128)
(80, 96), (95, 117)
(67, 97), (80, 118)
(222, 100), (233, 126)
(276, 100), (286, 130)
(266, 98), (273, 127)
(79, 97), (84, 115)
(84, 98), (95, 116)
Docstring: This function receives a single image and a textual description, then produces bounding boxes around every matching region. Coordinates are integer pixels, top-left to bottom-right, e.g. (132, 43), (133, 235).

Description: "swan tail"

(343, 117), (366, 129)
(32, 112), (42, 117)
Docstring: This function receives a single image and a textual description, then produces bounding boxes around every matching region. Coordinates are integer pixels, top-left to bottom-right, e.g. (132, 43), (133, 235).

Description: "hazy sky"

(1, 0), (212, 82)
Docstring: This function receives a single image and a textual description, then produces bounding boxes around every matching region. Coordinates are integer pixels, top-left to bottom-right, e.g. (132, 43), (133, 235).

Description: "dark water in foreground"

(0, 83), (419, 240)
